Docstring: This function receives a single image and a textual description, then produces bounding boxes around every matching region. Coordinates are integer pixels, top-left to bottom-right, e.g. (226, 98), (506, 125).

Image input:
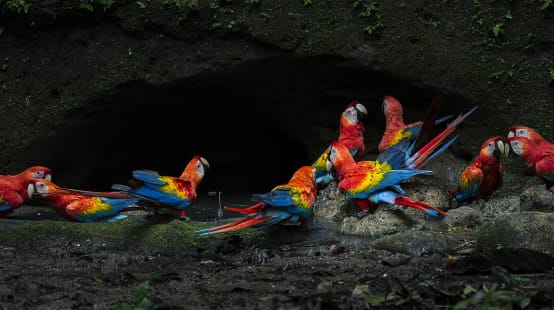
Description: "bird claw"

(356, 210), (369, 219)
(181, 216), (191, 222)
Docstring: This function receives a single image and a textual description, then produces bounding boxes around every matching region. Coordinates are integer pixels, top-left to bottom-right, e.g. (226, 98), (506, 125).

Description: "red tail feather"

(355, 199), (378, 212)
(224, 202), (265, 214)
(205, 216), (272, 235)
(394, 197), (445, 216)
(411, 106), (477, 168)
(414, 95), (442, 148)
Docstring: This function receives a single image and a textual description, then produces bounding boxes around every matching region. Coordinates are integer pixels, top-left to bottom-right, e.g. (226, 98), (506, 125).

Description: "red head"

(342, 101), (367, 124)
(507, 125), (547, 145)
(17, 166), (52, 183)
(288, 166), (318, 190)
(326, 141), (357, 174)
(479, 136), (508, 159)
(506, 136), (538, 160)
(180, 156), (210, 186)
(382, 95), (403, 117)
(27, 178), (64, 199)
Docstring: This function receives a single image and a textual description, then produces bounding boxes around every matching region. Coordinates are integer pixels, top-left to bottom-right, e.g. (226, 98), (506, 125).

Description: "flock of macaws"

(1, 96), (552, 238)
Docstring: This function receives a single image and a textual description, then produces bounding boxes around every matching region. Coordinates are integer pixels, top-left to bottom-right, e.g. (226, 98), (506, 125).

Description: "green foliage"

(303, 0), (313, 6)
(492, 22), (504, 37)
(352, 1), (383, 35)
(540, 0), (552, 10)
(361, 292), (385, 307)
(79, 0), (114, 12)
(549, 68), (554, 81)
(162, 0), (199, 8)
(116, 281), (154, 310)
(454, 283), (531, 310)
(5, 0), (29, 13)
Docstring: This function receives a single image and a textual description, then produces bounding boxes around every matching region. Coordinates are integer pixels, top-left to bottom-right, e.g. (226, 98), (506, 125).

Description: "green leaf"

(361, 292), (385, 307)
(133, 281), (150, 305)
(519, 297), (531, 309)
(463, 284), (477, 296)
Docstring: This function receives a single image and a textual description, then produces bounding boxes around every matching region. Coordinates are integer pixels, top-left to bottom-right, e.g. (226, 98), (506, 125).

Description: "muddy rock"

(477, 211), (554, 255)
(519, 185), (554, 212)
(313, 182), (350, 220)
(339, 210), (415, 238)
(371, 230), (449, 256)
(481, 195), (521, 219)
(444, 206), (483, 227)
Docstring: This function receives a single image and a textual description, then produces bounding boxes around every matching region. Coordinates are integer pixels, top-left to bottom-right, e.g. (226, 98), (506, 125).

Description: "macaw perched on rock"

(506, 136), (554, 190)
(27, 179), (139, 222)
(377, 97), (478, 170)
(112, 155), (209, 220)
(508, 125), (554, 149)
(451, 136), (507, 204)
(312, 101), (367, 186)
(196, 166), (318, 236)
(326, 141), (445, 218)
(0, 166), (52, 217)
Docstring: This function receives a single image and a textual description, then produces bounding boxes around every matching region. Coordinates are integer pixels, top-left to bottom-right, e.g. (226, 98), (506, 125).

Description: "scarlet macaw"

(506, 136), (554, 190)
(112, 156), (209, 220)
(27, 179), (139, 222)
(196, 166), (318, 236)
(451, 136), (507, 204)
(326, 141), (444, 217)
(313, 101), (367, 186)
(0, 166), (52, 217)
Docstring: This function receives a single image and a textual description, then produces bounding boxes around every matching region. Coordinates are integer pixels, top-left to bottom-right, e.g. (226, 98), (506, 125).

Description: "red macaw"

(377, 96), (478, 170)
(112, 155), (209, 220)
(196, 166), (318, 236)
(451, 136), (506, 204)
(27, 179), (139, 222)
(506, 136), (554, 190)
(326, 141), (445, 217)
(0, 166), (52, 217)
(313, 101), (367, 186)
(508, 125), (554, 149)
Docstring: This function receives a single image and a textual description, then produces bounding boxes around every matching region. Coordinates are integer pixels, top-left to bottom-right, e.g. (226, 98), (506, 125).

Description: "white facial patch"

(510, 141), (523, 156)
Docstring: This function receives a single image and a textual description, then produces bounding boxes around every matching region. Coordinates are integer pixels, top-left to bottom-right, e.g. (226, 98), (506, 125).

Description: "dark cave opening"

(15, 55), (473, 199)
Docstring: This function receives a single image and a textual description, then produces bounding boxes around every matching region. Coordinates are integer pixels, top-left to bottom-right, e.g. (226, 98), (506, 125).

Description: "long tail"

(412, 94), (443, 148)
(224, 202), (265, 214)
(406, 105), (478, 169)
(394, 197), (445, 217)
(195, 215), (273, 236)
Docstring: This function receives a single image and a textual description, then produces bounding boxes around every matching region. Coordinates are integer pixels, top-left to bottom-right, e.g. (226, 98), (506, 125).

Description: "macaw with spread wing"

(312, 101), (367, 186)
(377, 96), (478, 170)
(112, 155), (209, 220)
(327, 141), (445, 217)
(196, 166), (318, 236)
(451, 136), (507, 204)
(506, 136), (554, 190)
(27, 179), (139, 222)
(0, 166), (52, 217)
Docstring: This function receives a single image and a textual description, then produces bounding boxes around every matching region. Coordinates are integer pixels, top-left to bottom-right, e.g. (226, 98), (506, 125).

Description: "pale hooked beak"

(498, 140), (510, 156)
(507, 131), (515, 138)
(325, 158), (333, 172)
(27, 183), (35, 199)
(200, 157), (210, 168)
(44, 174), (52, 181)
(355, 103), (368, 117)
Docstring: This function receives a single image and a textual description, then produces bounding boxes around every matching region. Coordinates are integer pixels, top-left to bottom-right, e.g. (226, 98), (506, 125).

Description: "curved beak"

(355, 103), (368, 120)
(499, 140), (510, 156)
(200, 157), (210, 168)
(27, 183), (35, 199)
(44, 174), (52, 181)
(507, 130), (515, 138)
(325, 157), (333, 172)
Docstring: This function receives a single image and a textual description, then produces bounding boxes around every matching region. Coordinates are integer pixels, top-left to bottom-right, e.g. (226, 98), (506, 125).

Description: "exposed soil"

(1, 206), (553, 310)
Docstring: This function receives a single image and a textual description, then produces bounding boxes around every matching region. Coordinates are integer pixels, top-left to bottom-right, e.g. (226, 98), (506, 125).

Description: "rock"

(519, 185), (554, 212)
(317, 281), (333, 294)
(476, 212), (554, 255)
(371, 230), (449, 256)
(313, 182), (350, 220)
(444, 206), (483, 227)
(481, 195), (520, 219)
(338, 210), (413, 237)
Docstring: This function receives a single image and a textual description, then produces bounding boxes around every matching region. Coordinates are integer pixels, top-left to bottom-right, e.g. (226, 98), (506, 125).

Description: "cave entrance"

(13, 56), (467, 218)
